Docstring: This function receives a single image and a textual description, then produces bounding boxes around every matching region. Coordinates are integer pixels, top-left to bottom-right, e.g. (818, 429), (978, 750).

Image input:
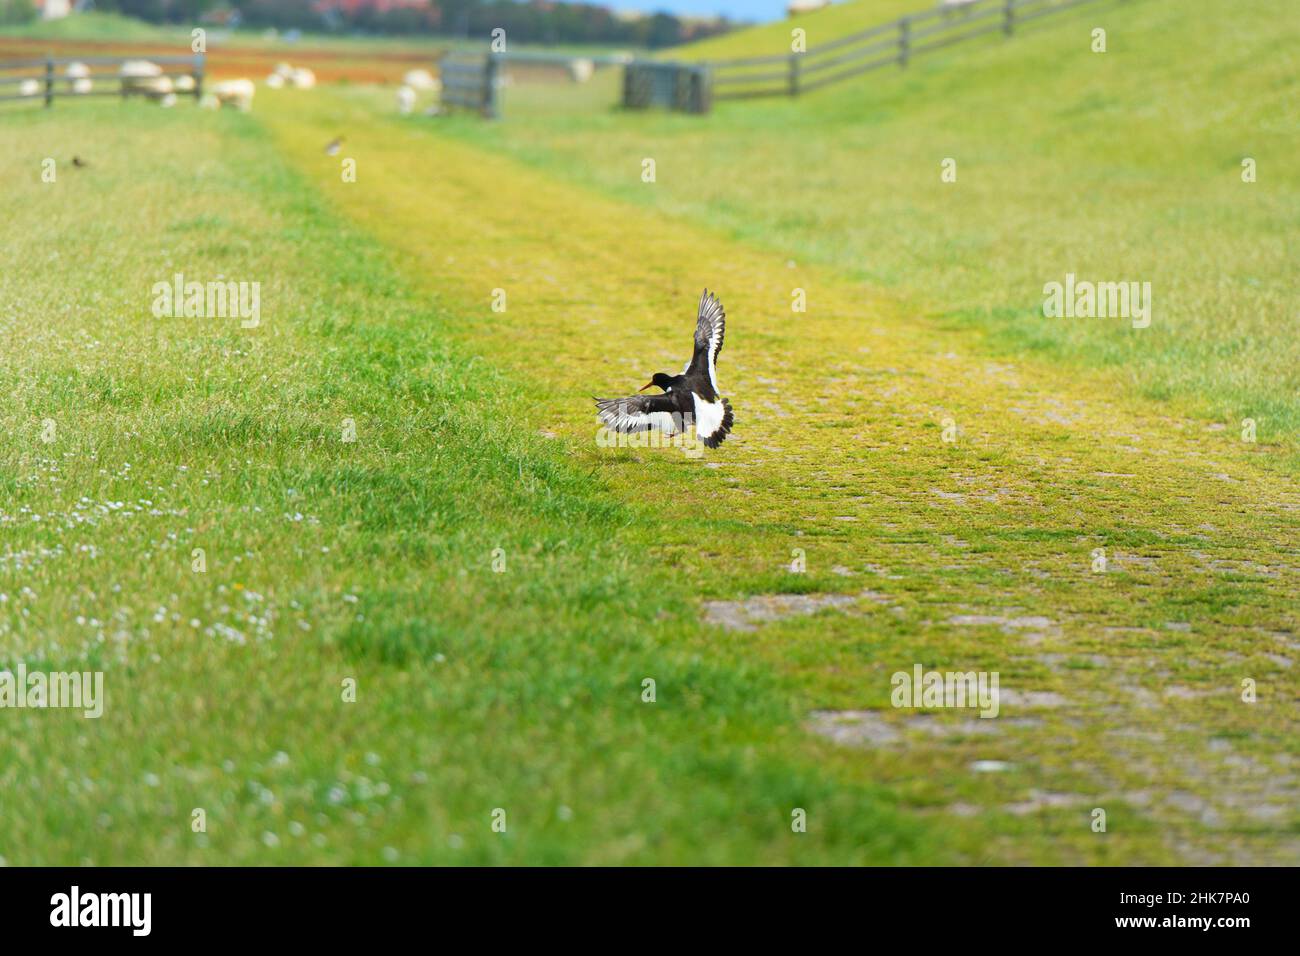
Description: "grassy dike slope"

(0, 101), (943, 864)
(672, 0), (923, 61)
(256, 82), (1298, 864)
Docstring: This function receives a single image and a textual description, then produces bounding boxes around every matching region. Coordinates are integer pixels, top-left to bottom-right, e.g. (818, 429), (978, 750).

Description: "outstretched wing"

(685, 289), (726, 390)
(595, 393), (684, 435)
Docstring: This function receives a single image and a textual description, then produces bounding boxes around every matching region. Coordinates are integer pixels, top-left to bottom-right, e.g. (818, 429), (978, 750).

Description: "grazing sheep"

(19, 78), (40, 97)
(290, 67), (316, 89)
(403, 68), (439, 92)
(210, 78), (256, 112)
(265, 73), (285, 89)
(568, 58), (595, 84)
(65, 61), (93, 95)
(119, 60), (182, 104)
(120, 60), (166, 97)
(396, 84), (416, 115)
(160, 92), (178, 108)
(174, 74), (196, 93)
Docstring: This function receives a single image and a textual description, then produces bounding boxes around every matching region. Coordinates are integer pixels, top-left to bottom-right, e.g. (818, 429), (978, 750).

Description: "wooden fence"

(0, 55), (204, 108)
(710, 0), (1125, 101)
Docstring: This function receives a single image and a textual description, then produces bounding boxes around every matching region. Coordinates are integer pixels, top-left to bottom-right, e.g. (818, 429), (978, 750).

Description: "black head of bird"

(639, 372), (677, 393)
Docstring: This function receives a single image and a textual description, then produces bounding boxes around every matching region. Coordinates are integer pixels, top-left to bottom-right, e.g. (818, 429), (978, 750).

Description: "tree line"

(89, 0), (735, 48)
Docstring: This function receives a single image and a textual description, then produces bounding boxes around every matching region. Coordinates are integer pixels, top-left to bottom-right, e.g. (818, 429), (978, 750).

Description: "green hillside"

(676, 0), (929, 61)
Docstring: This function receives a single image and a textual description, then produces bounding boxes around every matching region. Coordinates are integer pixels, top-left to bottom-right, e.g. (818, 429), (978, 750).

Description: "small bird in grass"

(71, 156), (88, 168)
(596, 289), (735, 450)
(324, 135), (345, 156)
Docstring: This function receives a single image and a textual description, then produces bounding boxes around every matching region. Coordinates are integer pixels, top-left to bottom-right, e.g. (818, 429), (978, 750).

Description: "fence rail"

(0, 54), (204, 107)
(708, 0), (1126, 101)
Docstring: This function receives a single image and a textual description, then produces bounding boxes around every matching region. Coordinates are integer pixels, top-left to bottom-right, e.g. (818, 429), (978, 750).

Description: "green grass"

(439, 0), (1300, 460)
(0, 99), (950, 865)
(673, 0), (925, 61)
(1, 10), (172, 42)
(253, 78), (1297, 864)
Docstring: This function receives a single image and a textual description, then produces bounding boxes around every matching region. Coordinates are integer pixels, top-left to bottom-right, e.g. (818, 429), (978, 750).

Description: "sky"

(610, 0), (789, 22)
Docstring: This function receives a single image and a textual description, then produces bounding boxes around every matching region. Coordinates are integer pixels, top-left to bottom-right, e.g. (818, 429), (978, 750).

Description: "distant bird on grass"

(324, 136), (344, 156)
(596, 289), (734, 450)
(71, 156), (88, 168)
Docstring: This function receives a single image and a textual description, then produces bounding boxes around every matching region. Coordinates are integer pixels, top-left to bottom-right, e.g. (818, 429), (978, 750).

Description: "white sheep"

(210, 78), (256, 111)
(265, 73), (285, 89)
(403, 68), (439, 91)
(290, 67), (316, 89)
(65, 61), (93, 94)
(120, 60), (164, 97)
(396, 84), (416, 115)
(19, 78), (40, 97)
(568, 58), (595, 84)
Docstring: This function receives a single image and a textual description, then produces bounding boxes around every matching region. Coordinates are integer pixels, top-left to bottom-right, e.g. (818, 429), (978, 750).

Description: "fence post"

(482, 54), (499, 119)
(899, 18), (910, 68)
(788, 53), (801, 97)
(193, 52), (204, 103)
(44, 56), (53, 108)
(1003, 0), (1014, 36)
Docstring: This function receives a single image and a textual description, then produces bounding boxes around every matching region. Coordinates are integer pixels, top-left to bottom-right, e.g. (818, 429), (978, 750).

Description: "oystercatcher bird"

(71, 156), (88, 168)
(324, 136), (345, 156)
(595, 289), (734, 449)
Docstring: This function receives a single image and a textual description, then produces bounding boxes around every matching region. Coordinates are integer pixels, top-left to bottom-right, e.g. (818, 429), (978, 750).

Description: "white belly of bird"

(692, 392), (725, 441)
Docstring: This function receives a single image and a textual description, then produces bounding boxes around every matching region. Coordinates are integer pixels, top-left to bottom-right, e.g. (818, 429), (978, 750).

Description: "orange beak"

(638, 381), (654, 392)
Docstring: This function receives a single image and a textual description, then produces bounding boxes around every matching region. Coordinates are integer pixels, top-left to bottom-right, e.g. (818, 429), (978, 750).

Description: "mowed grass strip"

(258, 84), (1300, 863)
(0, 101), (946, 864)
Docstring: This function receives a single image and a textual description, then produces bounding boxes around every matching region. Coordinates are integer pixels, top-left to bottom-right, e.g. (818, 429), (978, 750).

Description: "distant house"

(788, 0), (830, 15)
(37, 0), (73, 19)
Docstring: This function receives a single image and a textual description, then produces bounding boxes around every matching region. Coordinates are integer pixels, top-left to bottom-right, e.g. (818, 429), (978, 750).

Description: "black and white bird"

(595, 289), (735, 449)
(324, 136), (345, 156)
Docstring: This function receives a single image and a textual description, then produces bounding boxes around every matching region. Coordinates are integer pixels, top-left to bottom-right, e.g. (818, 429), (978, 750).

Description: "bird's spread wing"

(595, 394), (684, 435)
(686, 289), (726, 390)
(692, 394), (734, 449)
